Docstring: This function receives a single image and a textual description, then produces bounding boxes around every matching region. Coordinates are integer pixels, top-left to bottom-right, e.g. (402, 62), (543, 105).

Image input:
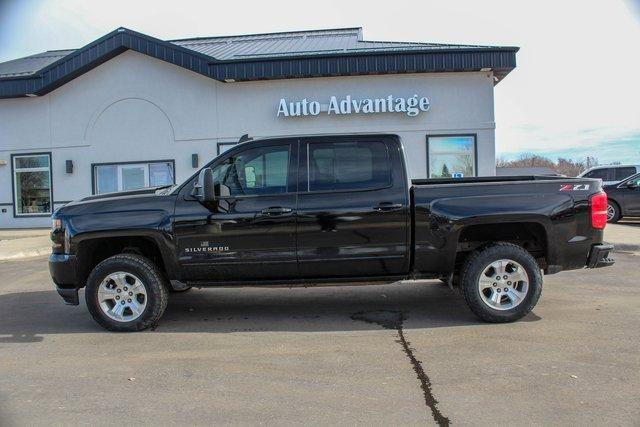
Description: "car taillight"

(590, 192), (608, 229)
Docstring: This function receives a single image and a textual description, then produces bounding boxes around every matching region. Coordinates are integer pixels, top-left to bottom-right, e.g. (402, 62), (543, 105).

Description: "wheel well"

(76, 236), (166, 287)
(456, 222), (547, 269)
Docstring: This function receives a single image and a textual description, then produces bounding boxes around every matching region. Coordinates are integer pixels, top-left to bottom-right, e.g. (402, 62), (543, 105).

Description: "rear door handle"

(260, 207), (293, 215)
(373, 202), (404, 212)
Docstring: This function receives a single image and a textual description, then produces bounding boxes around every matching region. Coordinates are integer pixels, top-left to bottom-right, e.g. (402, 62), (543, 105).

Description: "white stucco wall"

(0, 50), (496, 228)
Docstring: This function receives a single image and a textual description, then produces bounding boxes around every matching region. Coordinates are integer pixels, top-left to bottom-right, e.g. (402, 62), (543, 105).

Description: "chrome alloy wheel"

(478, 259), (529, 311)
(98, 272), (147, 322)
(607, 204), (615, 221)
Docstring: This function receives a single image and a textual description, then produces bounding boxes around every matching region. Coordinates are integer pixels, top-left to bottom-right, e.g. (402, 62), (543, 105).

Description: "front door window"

(212, 145), (291, 196)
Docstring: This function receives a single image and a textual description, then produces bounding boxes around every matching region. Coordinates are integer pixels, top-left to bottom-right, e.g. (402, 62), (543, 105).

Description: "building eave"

(0, 27), (517, 99)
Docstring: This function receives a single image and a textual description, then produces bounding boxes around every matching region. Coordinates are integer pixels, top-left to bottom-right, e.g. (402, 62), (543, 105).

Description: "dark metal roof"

(170, 27), (507, 60)
(0, 27), (518, 98)
(0, 50), (75, 77)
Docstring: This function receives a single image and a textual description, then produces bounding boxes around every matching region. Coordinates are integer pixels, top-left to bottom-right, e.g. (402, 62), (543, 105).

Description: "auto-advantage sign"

(277, 94), (430, 118)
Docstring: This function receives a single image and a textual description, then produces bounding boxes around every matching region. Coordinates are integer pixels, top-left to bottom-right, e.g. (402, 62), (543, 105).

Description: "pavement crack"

(351, 310), (450, 427)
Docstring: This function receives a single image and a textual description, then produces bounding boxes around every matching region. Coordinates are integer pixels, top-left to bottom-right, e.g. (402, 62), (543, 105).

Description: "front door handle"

(373, 202), (404, 212)
(260, 207), (293, 215)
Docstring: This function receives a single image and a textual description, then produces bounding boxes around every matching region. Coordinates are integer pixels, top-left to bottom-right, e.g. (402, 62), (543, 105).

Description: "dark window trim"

(425, 134), (478, 179)
(10, 152), (53, 218)
(91, 159), (176, 195)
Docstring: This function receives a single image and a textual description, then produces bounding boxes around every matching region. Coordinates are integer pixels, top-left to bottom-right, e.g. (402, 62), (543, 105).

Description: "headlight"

(51, 218), (65, 252)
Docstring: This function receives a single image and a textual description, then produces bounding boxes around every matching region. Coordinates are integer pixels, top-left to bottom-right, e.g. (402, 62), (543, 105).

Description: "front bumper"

(49, 253), (79, 305)
(587, 244), (615, 269)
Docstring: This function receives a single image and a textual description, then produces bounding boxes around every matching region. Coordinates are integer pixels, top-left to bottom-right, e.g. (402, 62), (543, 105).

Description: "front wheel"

(460, 243), (542, 323)
(85, 254), (169, 331)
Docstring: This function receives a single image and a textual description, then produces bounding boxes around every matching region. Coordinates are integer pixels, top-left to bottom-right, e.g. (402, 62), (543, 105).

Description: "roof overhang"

(0, 27), (518, 99)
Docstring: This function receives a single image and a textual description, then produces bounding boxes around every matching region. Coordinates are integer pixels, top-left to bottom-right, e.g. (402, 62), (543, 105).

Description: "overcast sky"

(1, 0), (639, 164)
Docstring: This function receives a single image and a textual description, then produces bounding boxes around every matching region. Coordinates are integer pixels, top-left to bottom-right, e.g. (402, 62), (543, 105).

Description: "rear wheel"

(460, 243), (542, 323)
(85, 254), (169, 332)
(607, 200), (621, 223)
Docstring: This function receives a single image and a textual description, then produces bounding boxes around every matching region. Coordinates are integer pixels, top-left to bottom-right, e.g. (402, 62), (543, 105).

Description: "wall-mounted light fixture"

(0, 160), (7, 166)
(65, 160), (73, 174)
(191, 154), (199, 168)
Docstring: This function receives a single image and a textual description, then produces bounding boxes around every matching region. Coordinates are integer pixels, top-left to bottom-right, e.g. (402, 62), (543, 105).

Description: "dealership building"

(0, 27), (517, 228)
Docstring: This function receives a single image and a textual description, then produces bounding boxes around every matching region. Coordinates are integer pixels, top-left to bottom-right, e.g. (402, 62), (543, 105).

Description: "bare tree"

(496, 154), (600, 177)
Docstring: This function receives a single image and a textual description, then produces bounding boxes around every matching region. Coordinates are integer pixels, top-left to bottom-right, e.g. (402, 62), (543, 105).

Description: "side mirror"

(627, 181), (639, 189)
(194, 168), (216, 202)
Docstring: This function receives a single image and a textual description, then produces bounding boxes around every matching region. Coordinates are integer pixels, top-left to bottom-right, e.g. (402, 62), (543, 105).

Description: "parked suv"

(578, 165), (640, 186)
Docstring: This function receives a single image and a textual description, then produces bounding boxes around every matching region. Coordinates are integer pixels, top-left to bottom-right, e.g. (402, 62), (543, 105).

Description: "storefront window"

(13, 153), (52, 216)
(427, 135), (476, 178)
(94, 161), (174, 194)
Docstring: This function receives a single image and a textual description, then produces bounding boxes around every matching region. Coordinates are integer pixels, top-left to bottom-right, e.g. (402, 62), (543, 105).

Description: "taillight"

(590, 192), (608, 229)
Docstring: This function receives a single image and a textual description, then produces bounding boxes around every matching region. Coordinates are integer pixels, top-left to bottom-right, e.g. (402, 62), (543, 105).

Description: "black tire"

(607, 200), (621, 223)
(460, 242), (542, 323)
(85, 254), (169, 332)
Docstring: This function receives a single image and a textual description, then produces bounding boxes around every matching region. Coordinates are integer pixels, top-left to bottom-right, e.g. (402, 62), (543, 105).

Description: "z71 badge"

(559, 184), (590, 191)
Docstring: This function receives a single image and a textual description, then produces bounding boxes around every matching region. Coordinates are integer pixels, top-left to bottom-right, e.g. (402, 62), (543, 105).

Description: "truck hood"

(78, 186), (166, 202)
(54, 186), (177, 232)
(55, 185), (175, 213)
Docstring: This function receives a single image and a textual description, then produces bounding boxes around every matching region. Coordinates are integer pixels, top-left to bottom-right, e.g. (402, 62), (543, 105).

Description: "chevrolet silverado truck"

(49, 134), (614, 331)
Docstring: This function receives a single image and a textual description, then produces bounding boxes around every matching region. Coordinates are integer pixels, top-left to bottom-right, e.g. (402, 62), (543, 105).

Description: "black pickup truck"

(50, 134), (614, 331)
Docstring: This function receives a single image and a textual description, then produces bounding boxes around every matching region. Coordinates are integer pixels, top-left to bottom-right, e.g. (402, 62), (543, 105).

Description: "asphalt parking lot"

(1, 222), (639, 426)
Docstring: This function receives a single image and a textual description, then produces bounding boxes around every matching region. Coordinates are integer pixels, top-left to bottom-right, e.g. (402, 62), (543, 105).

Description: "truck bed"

(412, 175), (565, 186)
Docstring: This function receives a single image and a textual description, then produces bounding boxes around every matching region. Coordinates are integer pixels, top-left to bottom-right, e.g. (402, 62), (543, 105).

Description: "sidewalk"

(604, 220), (640, 255)
(0, 229), (51, 261)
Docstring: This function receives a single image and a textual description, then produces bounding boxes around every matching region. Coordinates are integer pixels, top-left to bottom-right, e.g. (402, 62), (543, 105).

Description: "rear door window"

(584, 168), (611, 180)
(614, 167), (637, 181)
(307, 141), (391, 192)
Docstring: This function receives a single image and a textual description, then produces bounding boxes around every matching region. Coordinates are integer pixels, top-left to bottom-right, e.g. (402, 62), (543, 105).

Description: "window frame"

(91, 159), (176, 195)
(426, 134), (478, 179)
(11, 152), (53, 218)
(302, 139), (394, 194)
